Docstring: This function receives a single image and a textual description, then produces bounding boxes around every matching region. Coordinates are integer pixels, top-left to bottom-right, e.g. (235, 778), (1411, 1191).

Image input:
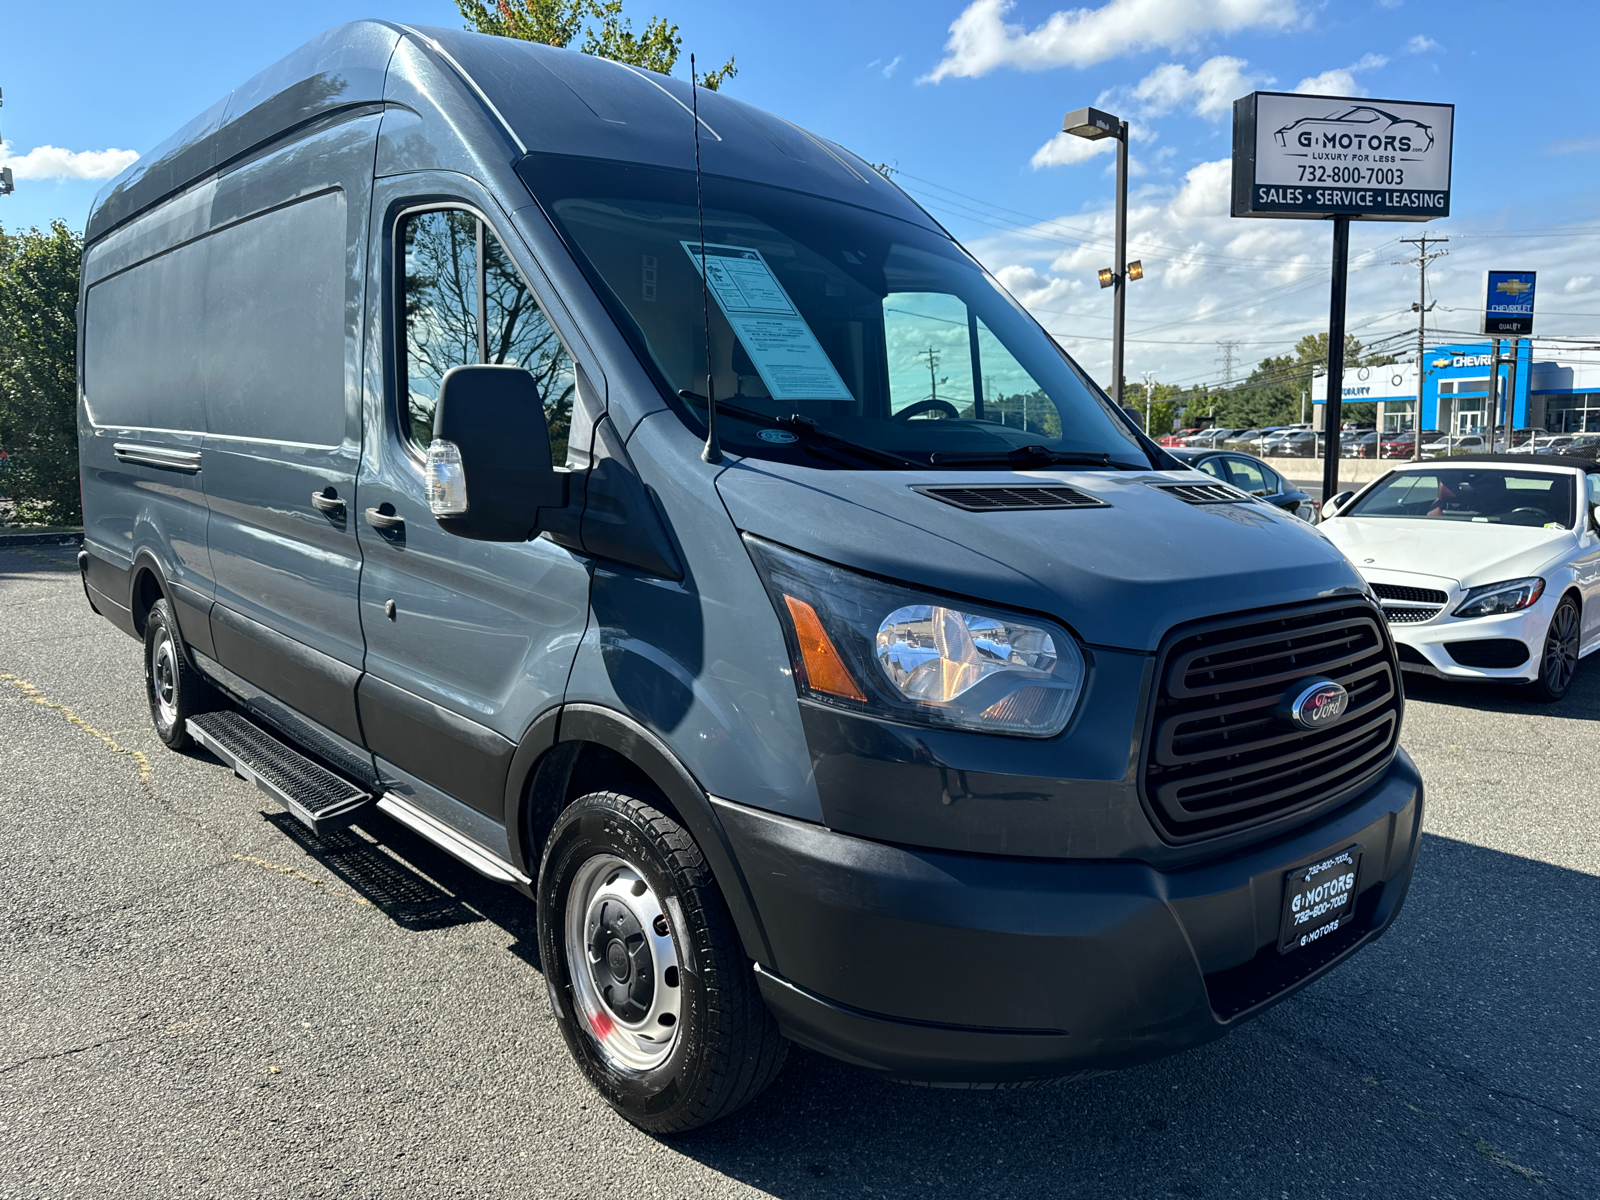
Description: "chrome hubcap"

(151, 633), (179, 726)
(565, 854), (682, 1072)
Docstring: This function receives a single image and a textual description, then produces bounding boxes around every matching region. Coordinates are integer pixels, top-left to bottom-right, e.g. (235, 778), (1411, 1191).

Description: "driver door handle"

(311, 489), (345, 518)
(365, 504), (405, 533)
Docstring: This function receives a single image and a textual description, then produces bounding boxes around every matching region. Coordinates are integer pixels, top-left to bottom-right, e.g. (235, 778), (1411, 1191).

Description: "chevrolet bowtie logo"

(1495, 278), (1533, 296)
(1432, 358), (1453, 368)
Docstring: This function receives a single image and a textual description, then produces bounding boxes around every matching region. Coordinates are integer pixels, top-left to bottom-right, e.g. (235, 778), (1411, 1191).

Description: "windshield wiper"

(677, 393), (922, 469)
(928, 444), (1140, 470)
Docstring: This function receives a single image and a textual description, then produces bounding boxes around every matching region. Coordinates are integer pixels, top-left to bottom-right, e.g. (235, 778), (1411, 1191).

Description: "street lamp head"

(1126, 260), (1144, 282)
(1063, 106), (1122, 140)
(1097, 268), (1114, 289)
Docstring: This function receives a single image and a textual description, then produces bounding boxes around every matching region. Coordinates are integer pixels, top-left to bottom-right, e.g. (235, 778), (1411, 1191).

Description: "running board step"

(187, 710), (372, 835)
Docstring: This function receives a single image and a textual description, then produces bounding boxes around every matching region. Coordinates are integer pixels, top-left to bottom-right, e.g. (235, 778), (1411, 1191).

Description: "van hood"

(1319, 516), (1572, 589)
(716, 462), (1367, 652)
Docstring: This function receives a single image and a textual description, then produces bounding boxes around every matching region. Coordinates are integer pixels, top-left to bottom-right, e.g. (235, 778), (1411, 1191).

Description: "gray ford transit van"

(77, 22), (1423, 1132)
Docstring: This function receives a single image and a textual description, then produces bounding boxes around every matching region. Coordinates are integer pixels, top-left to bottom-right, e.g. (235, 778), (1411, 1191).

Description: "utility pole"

(1400, 235), (1448, 461)
(920, 346), (939, 404)
(1142, 371), (1155, 435)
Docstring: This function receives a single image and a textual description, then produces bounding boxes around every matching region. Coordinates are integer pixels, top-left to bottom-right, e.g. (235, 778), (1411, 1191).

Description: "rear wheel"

(537, 790), (787, 1133)
(143, 598), (218, 748)
(1527, 595), (1580, 703)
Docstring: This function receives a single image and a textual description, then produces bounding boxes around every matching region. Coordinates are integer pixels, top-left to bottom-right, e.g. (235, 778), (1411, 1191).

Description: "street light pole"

(1062, 107), (1131, 408)
(1112, 119), (1129, 409)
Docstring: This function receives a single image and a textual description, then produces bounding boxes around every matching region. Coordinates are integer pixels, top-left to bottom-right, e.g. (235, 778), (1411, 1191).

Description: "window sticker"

(682, 241), (854, 402)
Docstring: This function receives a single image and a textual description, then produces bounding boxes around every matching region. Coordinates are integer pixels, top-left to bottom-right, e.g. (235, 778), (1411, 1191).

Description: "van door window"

(400, 208), (574, 464)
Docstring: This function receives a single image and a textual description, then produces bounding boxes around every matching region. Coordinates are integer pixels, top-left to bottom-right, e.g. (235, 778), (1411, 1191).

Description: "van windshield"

(518, 153), (1153, 470)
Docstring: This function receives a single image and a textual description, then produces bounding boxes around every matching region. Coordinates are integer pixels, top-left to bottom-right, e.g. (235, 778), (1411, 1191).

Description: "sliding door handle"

(364, 503), (405, 533)
(311, 489), (346, 518)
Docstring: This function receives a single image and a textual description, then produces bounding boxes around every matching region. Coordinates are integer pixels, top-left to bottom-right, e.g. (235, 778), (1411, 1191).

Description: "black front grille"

(1143, 600), (1402, 841)
(913, 485), (1107, 512)
(1371, 583), (1448, 605)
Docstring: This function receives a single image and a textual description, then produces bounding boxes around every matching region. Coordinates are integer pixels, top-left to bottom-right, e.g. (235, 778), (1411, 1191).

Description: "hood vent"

(1154, 482), (1251, 505)
(913, 484), (1108, 512)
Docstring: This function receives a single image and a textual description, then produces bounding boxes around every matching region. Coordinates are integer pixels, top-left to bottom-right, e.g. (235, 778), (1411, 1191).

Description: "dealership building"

(1310, 341), (1600, 434)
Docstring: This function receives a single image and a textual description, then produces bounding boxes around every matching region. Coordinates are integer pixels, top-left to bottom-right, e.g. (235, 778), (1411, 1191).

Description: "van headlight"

(745, 535), (1085, 737)
(1453, 576), (1545, 619)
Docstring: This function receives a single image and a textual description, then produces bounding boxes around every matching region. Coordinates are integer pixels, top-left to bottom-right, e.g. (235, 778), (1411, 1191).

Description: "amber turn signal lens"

(783, 595), (866, 701)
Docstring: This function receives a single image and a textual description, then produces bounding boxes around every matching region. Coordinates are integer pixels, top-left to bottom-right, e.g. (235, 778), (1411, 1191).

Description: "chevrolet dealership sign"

(1232, 92), (1454, 220)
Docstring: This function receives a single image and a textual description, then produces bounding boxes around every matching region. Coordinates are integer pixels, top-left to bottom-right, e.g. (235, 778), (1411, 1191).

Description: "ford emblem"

(1279, 677), (1349, 730)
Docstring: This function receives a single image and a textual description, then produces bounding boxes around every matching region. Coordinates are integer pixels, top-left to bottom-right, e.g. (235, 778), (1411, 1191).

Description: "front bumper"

(717, 751), (1423, 1084)
(1388, 599), (1551, 681)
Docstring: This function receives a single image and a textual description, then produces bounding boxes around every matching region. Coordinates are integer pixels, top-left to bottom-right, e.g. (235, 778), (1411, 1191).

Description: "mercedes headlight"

(1453, 576), (1545, 619)
(745, 535), (1085, 737)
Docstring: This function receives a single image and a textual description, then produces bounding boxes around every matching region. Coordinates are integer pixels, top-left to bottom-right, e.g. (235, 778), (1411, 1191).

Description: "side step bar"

(188, 710), (372, 835)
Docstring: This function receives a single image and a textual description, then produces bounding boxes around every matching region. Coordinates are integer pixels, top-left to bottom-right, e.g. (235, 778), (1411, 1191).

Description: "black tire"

(1527, 595), (1581, 703)
(537, 790), (787, 1133)
(143, 598), (218, 748)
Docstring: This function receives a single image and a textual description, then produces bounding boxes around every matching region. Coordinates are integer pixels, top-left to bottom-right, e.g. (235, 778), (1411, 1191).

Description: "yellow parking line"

(0, 672), (152, 783)
(232, 853), (372, 907)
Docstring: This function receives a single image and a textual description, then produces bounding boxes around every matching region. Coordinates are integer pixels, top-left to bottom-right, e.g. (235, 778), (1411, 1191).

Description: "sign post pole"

(1322, 216), (1350, 503)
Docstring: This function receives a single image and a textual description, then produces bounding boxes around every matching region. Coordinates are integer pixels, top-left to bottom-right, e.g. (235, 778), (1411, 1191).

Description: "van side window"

(400, 209), (575, 465)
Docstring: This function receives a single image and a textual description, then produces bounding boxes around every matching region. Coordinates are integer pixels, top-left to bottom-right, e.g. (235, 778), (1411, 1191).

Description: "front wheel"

(143, 598), (218, 748)
(1526, 595), (1581, 703)
(537, 790), (787, 1133)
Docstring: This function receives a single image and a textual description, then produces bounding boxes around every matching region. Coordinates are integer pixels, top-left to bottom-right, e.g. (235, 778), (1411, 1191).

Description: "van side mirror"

(428, 364), (568, 541)
(1323, 490), (1355, 518)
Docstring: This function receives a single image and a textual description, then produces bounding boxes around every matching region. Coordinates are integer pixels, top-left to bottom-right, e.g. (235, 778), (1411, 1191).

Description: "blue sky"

(4, 0), (1597, 387)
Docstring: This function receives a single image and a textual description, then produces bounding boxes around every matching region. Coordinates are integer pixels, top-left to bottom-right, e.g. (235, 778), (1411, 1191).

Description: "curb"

(0, 531), (84, 547)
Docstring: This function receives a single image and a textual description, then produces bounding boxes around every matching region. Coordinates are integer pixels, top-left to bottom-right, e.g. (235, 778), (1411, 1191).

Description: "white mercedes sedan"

(1319, 457), (1600, 701)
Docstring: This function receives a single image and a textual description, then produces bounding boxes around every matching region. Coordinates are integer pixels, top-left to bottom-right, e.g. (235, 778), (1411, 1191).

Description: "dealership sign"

(1232, 92), (1454, 220)
(1482, 270), (1536, 335)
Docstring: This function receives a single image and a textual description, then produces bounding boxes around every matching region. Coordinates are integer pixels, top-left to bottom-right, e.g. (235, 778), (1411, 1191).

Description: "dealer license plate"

(1279, 846), (1362, 954)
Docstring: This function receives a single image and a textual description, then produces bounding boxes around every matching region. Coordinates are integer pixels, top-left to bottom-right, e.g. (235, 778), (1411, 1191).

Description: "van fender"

(503, 702), (775, 966)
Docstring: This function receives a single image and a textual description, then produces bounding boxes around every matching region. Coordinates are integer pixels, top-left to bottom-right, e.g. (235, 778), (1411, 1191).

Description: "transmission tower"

(1215, 340), (1240, 387)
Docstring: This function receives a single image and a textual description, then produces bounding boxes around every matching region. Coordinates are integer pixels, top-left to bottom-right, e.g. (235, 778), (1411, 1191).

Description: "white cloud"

(0, 143), (139, 180)
(883, 55), (903, 78)
(1565, 275), (1594, 294)
(1031, 122), (1153, 170)
(1405, 35), (1439, 53)
(1294, 53), (1387, 97)
(1102, 55), (1264, 121)
(922, 0), (1301, 82)
(1544, 137), (1600, 157)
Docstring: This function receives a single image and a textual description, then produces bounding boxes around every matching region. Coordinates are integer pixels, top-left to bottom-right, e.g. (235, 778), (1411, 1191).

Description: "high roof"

(87, 22), (926, 244)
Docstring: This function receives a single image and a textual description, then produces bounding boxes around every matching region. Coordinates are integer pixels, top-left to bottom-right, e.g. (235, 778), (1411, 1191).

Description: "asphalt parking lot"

(2, 541), (1596, 1200)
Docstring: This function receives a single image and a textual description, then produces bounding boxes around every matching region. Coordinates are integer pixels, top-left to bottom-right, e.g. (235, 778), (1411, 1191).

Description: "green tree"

(0, 221), (82, 525)
(456, 0), (736, 88)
